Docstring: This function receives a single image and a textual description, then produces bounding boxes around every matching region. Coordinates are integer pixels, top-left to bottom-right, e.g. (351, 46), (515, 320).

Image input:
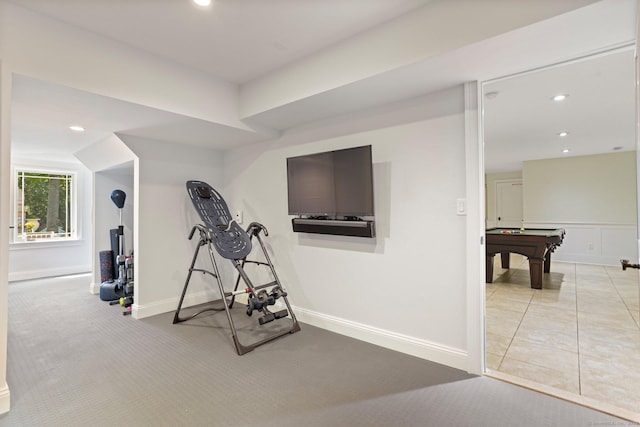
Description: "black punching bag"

(110, 189), (126, 209)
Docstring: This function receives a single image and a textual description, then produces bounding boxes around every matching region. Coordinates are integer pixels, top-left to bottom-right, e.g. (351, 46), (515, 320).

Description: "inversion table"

(173, 180), (300, 355)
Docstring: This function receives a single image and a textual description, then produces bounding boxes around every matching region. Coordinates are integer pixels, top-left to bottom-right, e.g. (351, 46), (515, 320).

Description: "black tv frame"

(287, 145), (375, 238)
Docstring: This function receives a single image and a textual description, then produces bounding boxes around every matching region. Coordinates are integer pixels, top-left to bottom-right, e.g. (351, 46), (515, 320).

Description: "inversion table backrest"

(186, 180), (252, 260)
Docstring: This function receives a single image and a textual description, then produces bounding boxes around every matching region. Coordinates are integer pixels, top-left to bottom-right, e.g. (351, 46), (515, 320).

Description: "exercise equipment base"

(173, 180), (301, 355)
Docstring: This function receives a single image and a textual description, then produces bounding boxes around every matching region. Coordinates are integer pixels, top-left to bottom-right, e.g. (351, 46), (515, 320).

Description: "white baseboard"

(90, 281), (99, 295)
(553, 254), (624, 266)
(292, 306), (468, 371)
(0, 382), (10, 414)
(132, 289), (220, 319)
(131, 294), (468, 371)
(8, 265), (91, 282)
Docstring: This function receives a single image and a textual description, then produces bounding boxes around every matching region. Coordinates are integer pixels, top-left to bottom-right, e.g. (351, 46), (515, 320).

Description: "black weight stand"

(173, 181), (300, 355)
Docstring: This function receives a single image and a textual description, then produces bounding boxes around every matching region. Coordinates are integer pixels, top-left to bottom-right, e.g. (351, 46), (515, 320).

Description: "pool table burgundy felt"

(485, 228), (565, 289)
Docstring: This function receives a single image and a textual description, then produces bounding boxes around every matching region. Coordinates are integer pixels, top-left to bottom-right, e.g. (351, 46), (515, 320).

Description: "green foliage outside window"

(16, 170), (75, 241)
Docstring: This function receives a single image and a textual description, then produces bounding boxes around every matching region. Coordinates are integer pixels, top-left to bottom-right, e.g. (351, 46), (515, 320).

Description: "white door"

(495, 180), (522, 228)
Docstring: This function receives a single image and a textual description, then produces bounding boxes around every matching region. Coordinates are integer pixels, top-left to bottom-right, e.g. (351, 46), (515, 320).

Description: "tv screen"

(287, 145), (374, 218)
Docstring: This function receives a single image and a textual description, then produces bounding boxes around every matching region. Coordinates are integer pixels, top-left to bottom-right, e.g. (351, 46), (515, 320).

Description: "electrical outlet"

(234, 210), (243, 224)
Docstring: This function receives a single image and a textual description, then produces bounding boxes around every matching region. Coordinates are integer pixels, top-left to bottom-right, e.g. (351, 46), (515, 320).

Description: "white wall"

(523, 151), (638, 265)
(524, 151), (636, 224)
(71, 132), (228, 321)
(224, 86), (469, 368)
(75, 134), (137, 292)
(8, 157), (92, 281)
(120, 137), (225, 318)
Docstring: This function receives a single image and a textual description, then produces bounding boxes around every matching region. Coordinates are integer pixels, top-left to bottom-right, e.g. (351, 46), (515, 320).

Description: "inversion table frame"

(173, 180), (300, 355)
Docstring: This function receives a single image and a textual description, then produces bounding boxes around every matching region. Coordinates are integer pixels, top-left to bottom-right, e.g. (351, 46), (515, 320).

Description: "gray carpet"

(0, 274), (628, 426)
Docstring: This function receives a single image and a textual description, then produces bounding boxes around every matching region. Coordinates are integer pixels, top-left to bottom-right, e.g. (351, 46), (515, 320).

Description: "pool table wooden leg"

(528, 258), (543, 289)
(544, 251), (552, 273)
(500, 252), (510, 269)
(486, 255), (495, 283)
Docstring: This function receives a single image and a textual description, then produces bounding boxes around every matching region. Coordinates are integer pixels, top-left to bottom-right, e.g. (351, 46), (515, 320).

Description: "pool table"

(485, 227), (565, 289)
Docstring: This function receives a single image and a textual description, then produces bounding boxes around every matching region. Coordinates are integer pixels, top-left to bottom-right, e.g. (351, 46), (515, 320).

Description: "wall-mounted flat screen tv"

(287, 145), (374, 218)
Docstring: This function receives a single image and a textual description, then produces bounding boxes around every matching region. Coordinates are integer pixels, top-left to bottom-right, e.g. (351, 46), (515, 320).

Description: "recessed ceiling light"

(552, 94), (568, 102)
(558, 131), (569, 137)
(562, 149), (570, 153)
(69, 125), (85, 132)
(193, 0), (211, 6)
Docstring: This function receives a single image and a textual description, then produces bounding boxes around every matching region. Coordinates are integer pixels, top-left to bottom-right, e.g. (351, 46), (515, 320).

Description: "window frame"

(11, 164), (81, 245)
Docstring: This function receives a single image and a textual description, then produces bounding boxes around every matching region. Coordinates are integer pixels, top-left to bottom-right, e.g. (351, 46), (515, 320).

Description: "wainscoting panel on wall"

(528, 223), (638, 266)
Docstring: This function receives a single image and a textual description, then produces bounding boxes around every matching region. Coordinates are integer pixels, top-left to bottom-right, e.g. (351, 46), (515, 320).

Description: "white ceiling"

(8, 0), (435, 159)
(11, 75), (270, 157)
(6, 0), (638, 169)
(483, 48), (636, 173)
(8, 0), (432, 84)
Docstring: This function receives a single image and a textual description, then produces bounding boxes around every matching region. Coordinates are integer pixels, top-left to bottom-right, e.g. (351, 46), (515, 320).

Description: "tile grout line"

(605, 266), (640, 331)
(489, 260), (640, 416)
(497, 284), (536, 371)
(574, 262), (582, 397)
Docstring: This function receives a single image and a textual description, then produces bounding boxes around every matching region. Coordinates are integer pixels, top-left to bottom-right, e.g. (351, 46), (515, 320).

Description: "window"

(13, 168), (78, 243)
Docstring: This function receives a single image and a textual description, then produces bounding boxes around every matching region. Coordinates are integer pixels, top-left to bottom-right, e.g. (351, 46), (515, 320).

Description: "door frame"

(464, 81), (485, 375)
(468, 45), (639, 420)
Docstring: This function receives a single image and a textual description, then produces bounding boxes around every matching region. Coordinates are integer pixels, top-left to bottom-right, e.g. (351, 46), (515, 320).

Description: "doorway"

(481, 47), (640, 418)
(494, 179), (523, 229)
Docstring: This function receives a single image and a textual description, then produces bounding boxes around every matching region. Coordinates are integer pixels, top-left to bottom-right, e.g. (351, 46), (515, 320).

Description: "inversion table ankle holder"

(173, 180), (300, 355)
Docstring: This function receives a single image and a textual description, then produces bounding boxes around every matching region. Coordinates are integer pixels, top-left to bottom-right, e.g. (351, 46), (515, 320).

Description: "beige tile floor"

(486, 254), (640, 415)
